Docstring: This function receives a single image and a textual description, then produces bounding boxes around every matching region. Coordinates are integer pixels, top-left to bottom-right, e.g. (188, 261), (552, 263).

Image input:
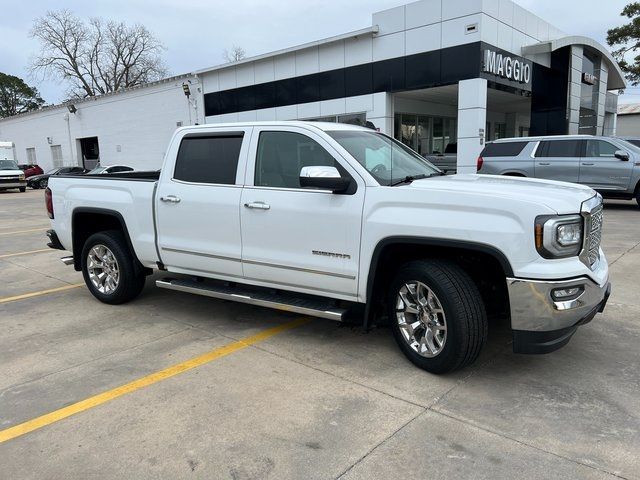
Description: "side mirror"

(300, 166), (351, 193)
(615, 150), (630, 161)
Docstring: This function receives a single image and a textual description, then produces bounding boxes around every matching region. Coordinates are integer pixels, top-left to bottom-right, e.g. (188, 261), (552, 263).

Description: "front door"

(579, 139), (632, 192)
(155, 129), (251, 279)
(533, 139), (581, 183)
(240, 127), (364, 299)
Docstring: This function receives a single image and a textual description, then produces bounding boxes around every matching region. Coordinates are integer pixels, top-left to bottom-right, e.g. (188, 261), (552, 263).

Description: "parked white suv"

(45, 122), (610, 373)
(0, 159), (26, 192)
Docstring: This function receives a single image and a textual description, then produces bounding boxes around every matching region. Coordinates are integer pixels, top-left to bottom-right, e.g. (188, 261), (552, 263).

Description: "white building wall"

(0, 77), (202, 171)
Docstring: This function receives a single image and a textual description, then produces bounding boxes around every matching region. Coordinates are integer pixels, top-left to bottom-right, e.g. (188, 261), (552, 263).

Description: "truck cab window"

(585, 140), (618, 158)
(174, 135), (244, 185)
(255, 131), (336, 188)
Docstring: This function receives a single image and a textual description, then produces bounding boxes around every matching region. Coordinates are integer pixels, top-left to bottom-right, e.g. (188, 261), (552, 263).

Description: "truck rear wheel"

(387, 259), (487, 374)
(81, 230), (146, 305)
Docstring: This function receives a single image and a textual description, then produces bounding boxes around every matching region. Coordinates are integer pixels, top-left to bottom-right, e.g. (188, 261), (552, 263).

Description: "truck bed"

(48, 173), (160, 268)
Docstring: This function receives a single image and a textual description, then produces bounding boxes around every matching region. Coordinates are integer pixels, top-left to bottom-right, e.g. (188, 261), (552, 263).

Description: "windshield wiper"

(389, 172), (444, 186)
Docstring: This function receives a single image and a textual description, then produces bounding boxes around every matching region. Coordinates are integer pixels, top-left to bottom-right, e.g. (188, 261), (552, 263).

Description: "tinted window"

(481, 141), (528, 157)
(585, 140), (618, 157)
(174, 135), (244, 184)
(255, 132), (336, 189)
(625, 139), (640, 148)
(536, 140), (580, 158)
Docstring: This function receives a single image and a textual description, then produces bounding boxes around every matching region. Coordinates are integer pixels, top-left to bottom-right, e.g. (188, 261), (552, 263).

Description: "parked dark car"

(87, 165), (134, 175)
(17, 164), (44, 178)
(28, 166), (88, 189)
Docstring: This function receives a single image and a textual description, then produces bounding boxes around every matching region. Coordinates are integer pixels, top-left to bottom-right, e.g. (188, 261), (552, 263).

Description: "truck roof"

(176, 121), (373, 134)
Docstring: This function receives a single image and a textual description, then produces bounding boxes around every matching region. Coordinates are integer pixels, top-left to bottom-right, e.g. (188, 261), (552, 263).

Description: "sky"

(0, 0), (635, 104)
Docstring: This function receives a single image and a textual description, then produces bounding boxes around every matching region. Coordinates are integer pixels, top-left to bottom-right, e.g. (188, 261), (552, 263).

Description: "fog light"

(551, 286), (584, 301)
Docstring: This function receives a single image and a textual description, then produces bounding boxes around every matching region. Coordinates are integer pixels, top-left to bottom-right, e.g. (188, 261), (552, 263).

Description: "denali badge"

(312, 250), (351, 260)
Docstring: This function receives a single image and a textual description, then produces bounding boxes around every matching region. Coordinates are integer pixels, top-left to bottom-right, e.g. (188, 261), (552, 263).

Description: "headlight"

(535, 215), (583, 258)
(19, 174), (25, 181)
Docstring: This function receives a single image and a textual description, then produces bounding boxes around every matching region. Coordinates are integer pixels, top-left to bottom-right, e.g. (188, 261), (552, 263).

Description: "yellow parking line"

(0, 284), (84, 304)
(0, 248), (52, 259)
(0, 227), (48, 236)
(0, 317), (309, 443)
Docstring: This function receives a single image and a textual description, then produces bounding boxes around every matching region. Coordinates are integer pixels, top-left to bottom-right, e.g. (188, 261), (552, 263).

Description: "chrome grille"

(585, 206), (603, 267)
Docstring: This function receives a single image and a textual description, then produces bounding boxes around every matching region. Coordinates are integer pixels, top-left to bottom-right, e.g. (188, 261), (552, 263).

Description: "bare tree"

(29, 10), (169, 98)
(223, 45), (246, 63)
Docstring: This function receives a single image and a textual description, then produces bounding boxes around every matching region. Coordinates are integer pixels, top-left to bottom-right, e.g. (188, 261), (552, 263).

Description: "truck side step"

(156, 277), (348, 321)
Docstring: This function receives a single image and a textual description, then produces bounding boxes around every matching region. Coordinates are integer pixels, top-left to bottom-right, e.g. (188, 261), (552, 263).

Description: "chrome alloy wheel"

(396, 281), (447, 358)
(87, 244), (120, 294)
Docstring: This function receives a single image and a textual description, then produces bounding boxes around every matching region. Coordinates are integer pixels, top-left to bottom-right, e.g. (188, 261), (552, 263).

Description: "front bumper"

(0, 180), (26, 189)
(507, 274), (611, 354)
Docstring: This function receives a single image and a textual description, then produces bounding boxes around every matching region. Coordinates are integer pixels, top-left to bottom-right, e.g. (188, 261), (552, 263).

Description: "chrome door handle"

(160, 195), (181, 203)
(244, 201), (270, 210)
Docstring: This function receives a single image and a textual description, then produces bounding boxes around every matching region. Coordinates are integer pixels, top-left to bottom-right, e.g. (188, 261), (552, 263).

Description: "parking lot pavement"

(0, 190), (638, 479)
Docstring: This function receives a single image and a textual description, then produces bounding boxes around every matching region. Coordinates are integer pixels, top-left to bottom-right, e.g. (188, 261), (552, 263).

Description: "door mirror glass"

(299, 166), (350, 193)
(614, 150), (630, 161)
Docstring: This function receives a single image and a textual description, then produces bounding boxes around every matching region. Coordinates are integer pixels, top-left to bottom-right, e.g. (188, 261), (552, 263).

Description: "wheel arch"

(71, 207), (148, 275)
(363, 237), (513, 329)
(502, 171), (527, 177)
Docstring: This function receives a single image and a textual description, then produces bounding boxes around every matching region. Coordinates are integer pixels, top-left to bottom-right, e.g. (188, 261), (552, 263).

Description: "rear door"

(579, 139), (632, 192)
(239, 126), (364, 298)
(155, 128), (252, 278)
(534, 139), (581, 183)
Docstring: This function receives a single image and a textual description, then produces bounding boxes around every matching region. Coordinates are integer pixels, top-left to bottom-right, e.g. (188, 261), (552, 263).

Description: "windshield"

(88, 166), (107, 174)
(620, 139), (640, 150)
(326, 130), (440, 186)
(0, 160), (19, 170)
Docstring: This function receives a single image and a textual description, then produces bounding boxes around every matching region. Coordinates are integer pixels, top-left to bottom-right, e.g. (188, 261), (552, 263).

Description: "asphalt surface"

(0, 188), (638, 479)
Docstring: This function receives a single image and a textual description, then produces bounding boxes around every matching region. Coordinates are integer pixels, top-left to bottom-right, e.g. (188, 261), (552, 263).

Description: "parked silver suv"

(478, 135), (640, 206)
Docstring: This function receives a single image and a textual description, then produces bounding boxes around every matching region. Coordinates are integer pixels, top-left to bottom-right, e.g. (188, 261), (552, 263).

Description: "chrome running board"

(156, 277), (347, 321)
(60, 256), (74, 266)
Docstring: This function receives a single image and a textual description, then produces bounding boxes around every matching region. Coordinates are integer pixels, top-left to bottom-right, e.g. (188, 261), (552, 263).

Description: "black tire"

(387, 259), (487, 374)
(81, 230), (146, 305)
(636, 189), (640, 208)
(19, 187), (26, 192)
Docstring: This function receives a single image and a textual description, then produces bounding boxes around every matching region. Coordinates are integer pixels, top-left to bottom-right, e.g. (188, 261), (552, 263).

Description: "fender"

(71, 207), (143, 273)
(363, 236), (514, 329)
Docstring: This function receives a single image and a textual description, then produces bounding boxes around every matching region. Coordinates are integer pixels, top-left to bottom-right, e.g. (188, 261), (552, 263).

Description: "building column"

(367, 92), (394, 135)
(567, 46), (583, 135)
(457, 79), (487, 174)
(596, 62), (609, 135)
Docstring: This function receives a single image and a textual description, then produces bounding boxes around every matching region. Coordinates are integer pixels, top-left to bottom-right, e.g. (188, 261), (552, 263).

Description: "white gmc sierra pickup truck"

(45, 122), (611, 373)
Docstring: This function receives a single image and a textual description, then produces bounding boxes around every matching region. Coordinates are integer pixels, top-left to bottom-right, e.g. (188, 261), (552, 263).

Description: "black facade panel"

(236, 87), (255, 111)
(218, 90), (238, 115)
(530, 46), (569, 136)
(296, 74), (320, 104)
(253, 82), (276, 109)
(373, 57), (406, 92)
(319, 69), (346, 100)
(405, 51), (441, 89)
(204, 93), (221, 117)
(440, 43), (482, 84)
(344, 63), (373, 97)
(275, 78), (297, 106)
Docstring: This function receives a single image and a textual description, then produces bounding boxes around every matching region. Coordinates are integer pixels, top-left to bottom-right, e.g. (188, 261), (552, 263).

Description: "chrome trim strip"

(60, 256), (74, 266)
(161, 247), (242, 263)
(161, 247), (356, 280)
(243, 258), (356, 280)
(156, 279), (347, 321)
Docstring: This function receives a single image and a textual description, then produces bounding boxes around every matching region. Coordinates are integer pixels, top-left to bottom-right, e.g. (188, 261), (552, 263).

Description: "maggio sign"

(482, 50), (531, 85)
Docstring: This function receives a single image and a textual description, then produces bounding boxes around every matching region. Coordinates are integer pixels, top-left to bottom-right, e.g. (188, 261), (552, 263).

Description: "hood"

(407, 174), (595, 214)
(28, 174), (48, 181)
(0, 169), (23, 176)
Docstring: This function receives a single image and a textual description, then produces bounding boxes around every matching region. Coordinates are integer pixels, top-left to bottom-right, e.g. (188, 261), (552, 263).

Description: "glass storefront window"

(395, 113), (457, 156)
(579, 53), (598, 135)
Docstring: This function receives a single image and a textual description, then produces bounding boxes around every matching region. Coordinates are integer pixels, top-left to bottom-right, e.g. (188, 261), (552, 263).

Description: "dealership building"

(0, 0), (626, 173)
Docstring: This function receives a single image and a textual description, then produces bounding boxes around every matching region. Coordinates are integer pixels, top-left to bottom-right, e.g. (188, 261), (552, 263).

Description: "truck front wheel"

(81, 230), (146, 305)
(388, 259), (488, 374)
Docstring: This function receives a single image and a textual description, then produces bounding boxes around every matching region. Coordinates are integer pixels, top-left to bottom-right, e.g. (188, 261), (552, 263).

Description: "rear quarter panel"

(49, 177), (159, 267)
